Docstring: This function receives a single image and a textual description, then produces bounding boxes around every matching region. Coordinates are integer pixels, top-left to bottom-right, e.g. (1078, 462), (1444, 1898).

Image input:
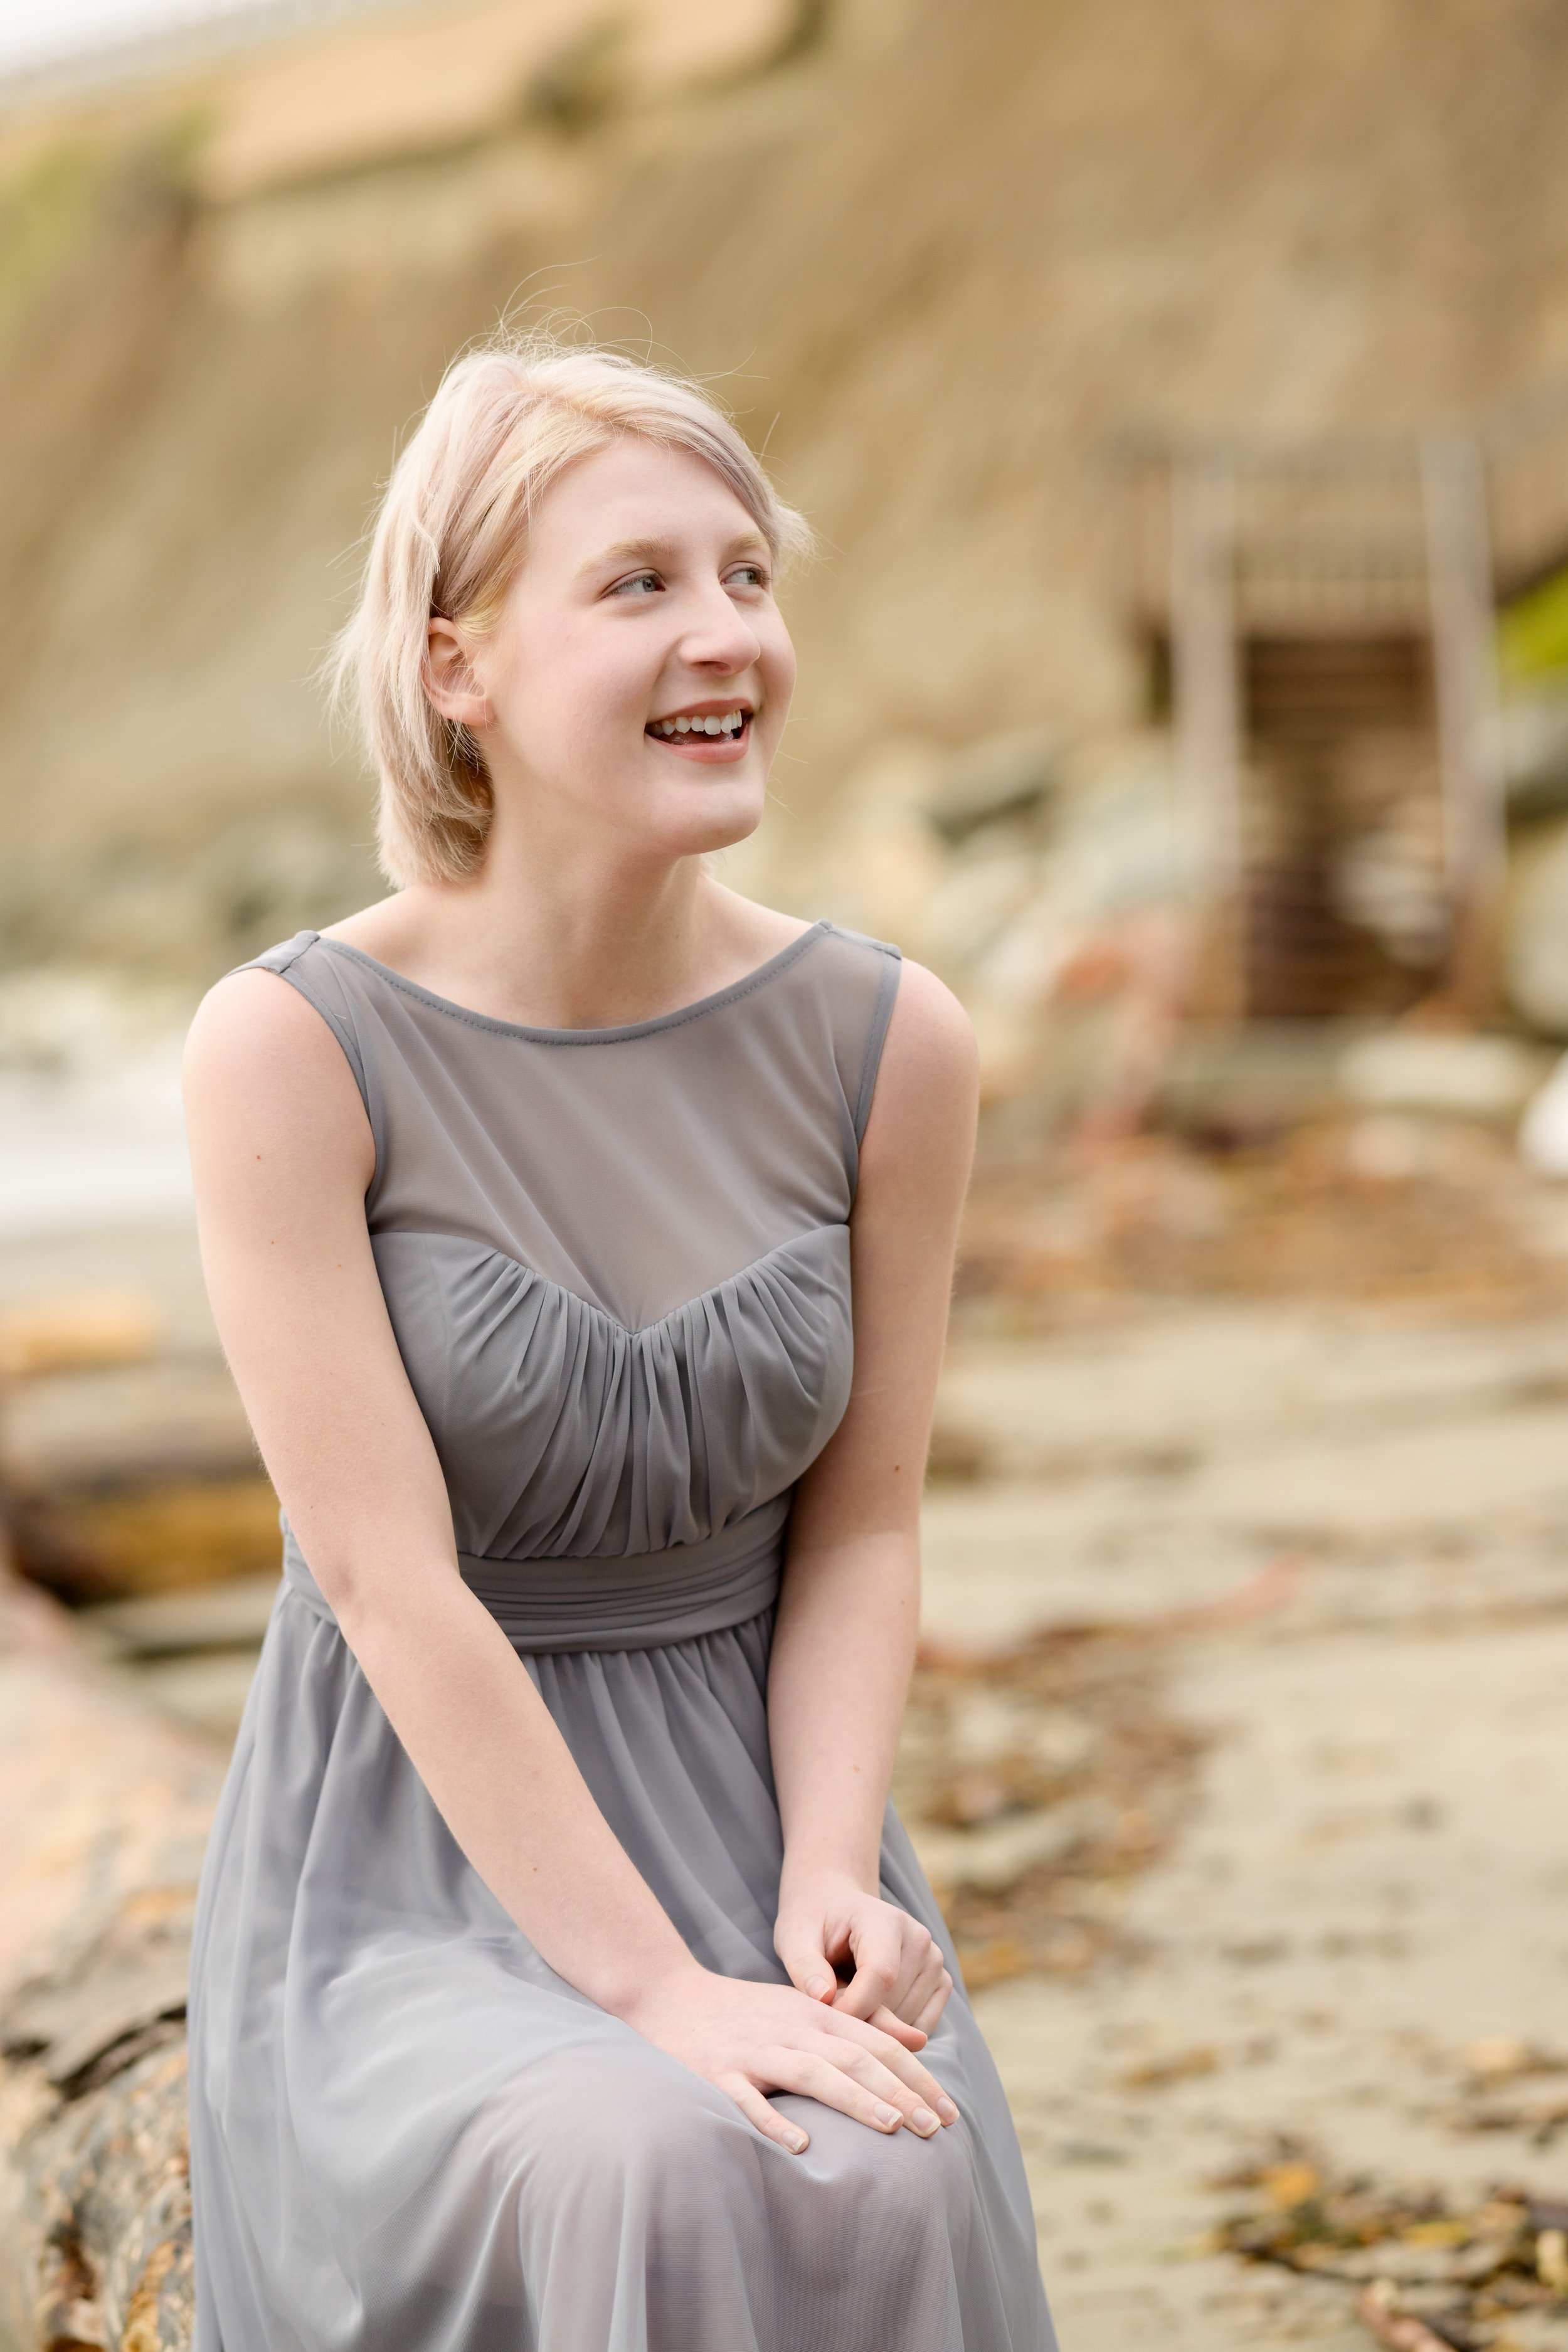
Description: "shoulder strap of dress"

(813, 926), (903, 1145)
(239, 930), (320, 978)
(853, 940), (902, 1145)
(232, 931), (370, 1111)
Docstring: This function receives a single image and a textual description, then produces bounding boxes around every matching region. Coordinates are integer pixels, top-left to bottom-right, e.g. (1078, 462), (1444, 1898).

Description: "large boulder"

(1504, 812), (1568, 1037)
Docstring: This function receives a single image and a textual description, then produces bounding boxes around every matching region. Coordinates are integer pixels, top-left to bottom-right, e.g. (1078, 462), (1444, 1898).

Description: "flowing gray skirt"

(187, 1587), (1055, 2351)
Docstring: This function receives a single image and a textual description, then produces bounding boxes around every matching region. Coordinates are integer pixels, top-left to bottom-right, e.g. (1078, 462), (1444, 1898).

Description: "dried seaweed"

(1214, 2159), (1568, 2351)
(896, 1625), (1205, 1988)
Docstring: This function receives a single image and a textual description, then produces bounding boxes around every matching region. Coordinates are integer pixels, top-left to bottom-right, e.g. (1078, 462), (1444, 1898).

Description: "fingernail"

(874, 2102), (901, 2129)
(911, 2106), (940, 2136)
(787, 2128), (808, 2153)
(936, 2096), (959, 2124)
(805, 1976), (832, 2000)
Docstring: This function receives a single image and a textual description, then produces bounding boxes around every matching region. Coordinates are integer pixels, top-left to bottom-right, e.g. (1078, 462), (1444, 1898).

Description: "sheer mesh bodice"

(272, 918), (896, 1332)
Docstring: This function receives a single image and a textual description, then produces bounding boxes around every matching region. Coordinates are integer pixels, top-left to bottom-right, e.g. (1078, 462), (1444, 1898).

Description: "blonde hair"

(331, 330), (812, 887)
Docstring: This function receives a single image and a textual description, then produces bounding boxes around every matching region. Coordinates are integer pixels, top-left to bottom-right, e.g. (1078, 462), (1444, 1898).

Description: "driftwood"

(1354, 2284), (1457, 2351)
(0, 1558), (221, 2352)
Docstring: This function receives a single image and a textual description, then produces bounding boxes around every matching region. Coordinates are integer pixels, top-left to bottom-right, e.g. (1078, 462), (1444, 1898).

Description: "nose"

(679, 578), (763, 675)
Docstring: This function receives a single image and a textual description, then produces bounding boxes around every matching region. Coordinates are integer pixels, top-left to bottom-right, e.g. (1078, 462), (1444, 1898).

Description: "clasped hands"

(623, 1870), (956, 2156)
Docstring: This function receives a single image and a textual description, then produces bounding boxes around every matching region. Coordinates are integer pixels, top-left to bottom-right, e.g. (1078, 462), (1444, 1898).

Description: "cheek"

(496, 621), (654, 744)
(759, 626), (798, 731)
(761, 635), (799, 743)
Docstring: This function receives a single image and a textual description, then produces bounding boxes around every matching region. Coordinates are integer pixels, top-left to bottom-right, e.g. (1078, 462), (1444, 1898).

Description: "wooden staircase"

(1120, 382), (1568, 1018)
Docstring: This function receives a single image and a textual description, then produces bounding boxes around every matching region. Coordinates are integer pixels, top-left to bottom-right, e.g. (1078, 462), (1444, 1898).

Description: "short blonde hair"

(331, 330), (812, 887)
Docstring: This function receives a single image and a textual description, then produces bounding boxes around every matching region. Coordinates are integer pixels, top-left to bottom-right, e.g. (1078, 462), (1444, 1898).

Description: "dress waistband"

(280, 1493), (790, 1655)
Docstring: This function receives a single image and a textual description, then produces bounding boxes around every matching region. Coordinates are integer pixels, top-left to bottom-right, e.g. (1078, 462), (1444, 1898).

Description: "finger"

(807, 2037), (946, 2137)
(818, 2013), (959, 2123)
(864, 1941), (942, 2027)
(897, 1942), (950, 2024)
(841, 1917), (940, 2023)
(911, 1973), (954, 2039)
(717, 2072), (810, 2154)
(763, 2047), (917, 2138)
(898, 1925), (944, 2015)
(775, 1930), (837, 2005)
(830, 1934), (901, 2021)
(867, 2005), (928, 2050)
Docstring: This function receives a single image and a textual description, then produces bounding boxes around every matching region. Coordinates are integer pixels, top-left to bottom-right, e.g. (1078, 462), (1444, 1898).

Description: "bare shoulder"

(876, 958), (978, 1107)
(185, 967), (341, 1086)
(183, 969), (371, 1178)
(859, 958), (978, 1188)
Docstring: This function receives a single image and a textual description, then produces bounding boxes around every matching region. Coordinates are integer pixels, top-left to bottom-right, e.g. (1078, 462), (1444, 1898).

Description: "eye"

(610, 569), (662, 598)
(726, 561), (770, 591)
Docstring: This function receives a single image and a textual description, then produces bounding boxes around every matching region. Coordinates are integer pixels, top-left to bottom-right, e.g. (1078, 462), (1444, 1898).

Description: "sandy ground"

(6, 1215), (1568, 2350)
(929, 1311), (1568, 2351)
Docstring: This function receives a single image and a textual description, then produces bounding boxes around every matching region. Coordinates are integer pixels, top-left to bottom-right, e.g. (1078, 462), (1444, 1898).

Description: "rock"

(1504, 812), (1568, 1036)
(1491, 684), (1568, 820)
(922, 729), (1062, 846)
(805, 739), (951, 948)
(0, 1290), (162, 1380)
(0, 1557), (223, 2352)
(11, 1473), (282, 1606)
(1, 1344), (272, 1604)
(80, 1572), (281, 1661)
(1518, 1052), (1568, 1175)
(1337, 1030), (1547, 1121)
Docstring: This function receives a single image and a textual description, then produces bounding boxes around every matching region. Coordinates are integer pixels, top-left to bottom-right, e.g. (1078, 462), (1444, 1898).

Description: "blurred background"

(6, 3), (1568, 2348)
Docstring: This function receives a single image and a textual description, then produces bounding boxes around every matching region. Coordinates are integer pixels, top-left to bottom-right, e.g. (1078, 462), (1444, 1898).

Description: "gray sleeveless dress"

(186, 919), (1055, 2352)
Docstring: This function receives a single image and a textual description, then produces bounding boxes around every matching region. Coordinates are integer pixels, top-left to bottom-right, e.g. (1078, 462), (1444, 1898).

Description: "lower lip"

(645, 717), (752, 764)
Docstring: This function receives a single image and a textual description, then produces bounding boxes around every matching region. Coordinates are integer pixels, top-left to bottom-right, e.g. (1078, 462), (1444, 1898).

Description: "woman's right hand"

(623, 1966), (960, 2154)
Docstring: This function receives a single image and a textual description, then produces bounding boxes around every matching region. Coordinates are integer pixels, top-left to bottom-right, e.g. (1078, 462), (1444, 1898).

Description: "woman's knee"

(509, 2042), (750, 2203)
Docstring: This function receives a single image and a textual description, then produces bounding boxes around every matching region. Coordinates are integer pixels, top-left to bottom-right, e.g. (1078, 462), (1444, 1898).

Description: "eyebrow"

(583, 531), (771, 575)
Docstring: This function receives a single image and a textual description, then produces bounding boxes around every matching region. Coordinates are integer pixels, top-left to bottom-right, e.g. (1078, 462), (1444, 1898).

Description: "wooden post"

(1171, 452), (1245, 1017)
(1422, 432), (1503, 1016)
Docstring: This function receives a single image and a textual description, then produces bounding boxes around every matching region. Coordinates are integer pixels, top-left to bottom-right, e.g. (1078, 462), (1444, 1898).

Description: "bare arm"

(768, 961), (978, 2035)
(183, 970), (957, 2151)
(184, 972), (702, 2011)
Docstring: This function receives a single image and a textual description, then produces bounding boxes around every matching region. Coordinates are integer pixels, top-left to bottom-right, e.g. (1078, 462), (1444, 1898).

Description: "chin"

(648, 778), (766, 859)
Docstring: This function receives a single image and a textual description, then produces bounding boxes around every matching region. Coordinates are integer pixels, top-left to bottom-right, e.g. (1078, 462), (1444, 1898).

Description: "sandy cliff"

(3, 0), (1568, 976)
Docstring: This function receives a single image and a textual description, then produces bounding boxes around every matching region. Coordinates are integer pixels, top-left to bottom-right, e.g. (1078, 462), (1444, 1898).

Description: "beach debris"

(1214, 2159), (1568, 2350)
(1446, 2043), (1568, 2146)
(956, 1120), (1568, 1328)
(896, 1623), (1204, 1988)
(1119, 2044), (1219, 2090)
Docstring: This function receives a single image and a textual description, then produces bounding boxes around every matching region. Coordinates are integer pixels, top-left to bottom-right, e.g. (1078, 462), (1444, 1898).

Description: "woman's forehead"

(535, 437), (759, 554)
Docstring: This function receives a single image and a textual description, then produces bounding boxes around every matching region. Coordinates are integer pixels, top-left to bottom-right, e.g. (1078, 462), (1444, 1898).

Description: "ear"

(424, 619), (493, 728)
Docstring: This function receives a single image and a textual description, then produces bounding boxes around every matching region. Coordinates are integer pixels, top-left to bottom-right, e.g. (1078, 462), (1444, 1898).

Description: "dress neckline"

(314, 919), (829, 1046)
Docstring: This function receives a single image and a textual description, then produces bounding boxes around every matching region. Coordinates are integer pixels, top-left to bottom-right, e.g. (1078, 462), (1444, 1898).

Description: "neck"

(333, 774), (808, 1029)
(424, 828), (714, 1030)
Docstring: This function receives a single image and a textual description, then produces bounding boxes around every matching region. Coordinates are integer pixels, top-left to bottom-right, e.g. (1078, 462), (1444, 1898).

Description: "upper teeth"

(652, 709), (746, 738)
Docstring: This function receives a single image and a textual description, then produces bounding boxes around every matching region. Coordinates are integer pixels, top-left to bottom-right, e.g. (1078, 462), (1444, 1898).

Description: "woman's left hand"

(775, 1873), (953, 2045)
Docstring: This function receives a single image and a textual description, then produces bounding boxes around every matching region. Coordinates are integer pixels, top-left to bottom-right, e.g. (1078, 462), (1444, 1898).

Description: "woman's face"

(440, 435), (797, 863)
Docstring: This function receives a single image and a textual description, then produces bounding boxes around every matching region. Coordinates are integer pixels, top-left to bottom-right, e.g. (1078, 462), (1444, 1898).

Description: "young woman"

(183, 334), (1056, 2352)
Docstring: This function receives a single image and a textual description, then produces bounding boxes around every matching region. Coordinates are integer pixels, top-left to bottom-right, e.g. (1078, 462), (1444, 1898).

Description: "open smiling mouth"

(644, 706), (753, 757)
